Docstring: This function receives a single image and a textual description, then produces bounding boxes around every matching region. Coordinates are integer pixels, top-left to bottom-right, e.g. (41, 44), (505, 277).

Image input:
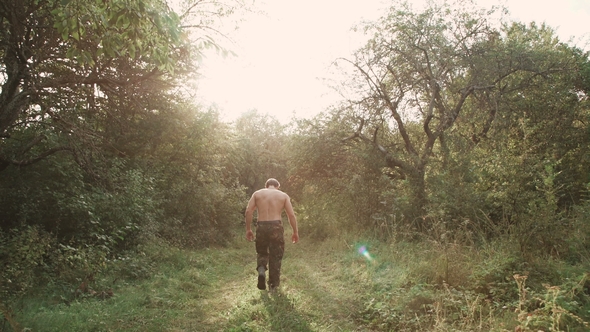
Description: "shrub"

(0, 226), (54, 303)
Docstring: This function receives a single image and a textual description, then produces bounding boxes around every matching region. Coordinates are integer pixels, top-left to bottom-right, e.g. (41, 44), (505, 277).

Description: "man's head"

(265, 178), (280, 188)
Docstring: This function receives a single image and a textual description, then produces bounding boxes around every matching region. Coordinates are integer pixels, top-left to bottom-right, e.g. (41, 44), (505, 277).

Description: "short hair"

(265, 178), (280, 188)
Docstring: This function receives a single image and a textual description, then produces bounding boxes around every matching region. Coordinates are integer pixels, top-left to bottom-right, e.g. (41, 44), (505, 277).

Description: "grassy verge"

(11, 233), (590, 331)
(12, 234), (367, 331)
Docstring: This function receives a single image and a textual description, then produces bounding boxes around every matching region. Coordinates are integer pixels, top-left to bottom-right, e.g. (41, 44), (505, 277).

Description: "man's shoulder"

(253, 188), (289, 198)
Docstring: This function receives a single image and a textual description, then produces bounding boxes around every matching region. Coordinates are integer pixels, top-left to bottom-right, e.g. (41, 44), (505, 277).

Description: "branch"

(0, 146), (71, 172)
(342, 118), (413, 172)
(372, 126), (379, 143)
(423, 79), (438, 139)
(471, 92), (498, 144)
(18, 134), (46, 156)
(341, 118), (364, 143)
(36, 68), (161, 90)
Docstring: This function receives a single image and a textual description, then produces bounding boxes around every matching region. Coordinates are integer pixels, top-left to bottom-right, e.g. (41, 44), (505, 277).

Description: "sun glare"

(193, 0), (590, 124)
(357, 245), (374, 262)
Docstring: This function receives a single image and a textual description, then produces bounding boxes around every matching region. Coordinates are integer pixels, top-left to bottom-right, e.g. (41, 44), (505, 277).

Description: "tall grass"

(10, 228), (590, 331)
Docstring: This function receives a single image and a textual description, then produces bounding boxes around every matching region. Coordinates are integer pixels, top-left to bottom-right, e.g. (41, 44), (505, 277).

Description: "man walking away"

(245, 178), (299, 291)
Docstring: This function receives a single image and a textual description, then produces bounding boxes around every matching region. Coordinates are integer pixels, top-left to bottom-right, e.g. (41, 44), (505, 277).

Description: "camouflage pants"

(255, 221), (285, 288)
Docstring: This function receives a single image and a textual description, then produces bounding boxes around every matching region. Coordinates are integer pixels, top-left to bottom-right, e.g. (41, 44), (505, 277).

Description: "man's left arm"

(245, 194), (256, 241)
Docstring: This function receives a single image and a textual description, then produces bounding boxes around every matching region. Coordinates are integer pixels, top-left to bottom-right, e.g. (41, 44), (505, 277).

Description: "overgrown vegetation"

(5, 231), (590, 331)
(2, 0), (590, 331)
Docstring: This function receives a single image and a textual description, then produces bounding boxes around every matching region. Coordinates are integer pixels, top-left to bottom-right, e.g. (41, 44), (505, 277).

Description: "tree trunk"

(407, 168), (427, 231)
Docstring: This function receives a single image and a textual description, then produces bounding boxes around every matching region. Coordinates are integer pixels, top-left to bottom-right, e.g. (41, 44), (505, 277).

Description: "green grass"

(11, 233), (590, 331)
(13, 235), (366, 331)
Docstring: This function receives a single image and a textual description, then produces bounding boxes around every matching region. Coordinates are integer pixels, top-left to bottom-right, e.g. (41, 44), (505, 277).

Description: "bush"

(0, 226), (54, 303)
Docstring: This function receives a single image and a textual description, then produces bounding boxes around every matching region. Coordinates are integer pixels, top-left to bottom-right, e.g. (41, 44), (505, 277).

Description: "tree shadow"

(260, 290), (315, 332)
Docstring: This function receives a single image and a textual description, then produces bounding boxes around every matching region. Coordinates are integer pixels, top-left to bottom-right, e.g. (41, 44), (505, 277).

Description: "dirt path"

(180, 237), (369, 331)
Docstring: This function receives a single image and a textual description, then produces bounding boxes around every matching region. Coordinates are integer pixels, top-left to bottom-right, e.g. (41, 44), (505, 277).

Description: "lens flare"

(357, 245), (373, 262)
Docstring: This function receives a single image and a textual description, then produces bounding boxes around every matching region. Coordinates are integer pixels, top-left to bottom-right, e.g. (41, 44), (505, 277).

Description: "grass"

(10, 231), (590, 331)
(12, 234), (369, 331)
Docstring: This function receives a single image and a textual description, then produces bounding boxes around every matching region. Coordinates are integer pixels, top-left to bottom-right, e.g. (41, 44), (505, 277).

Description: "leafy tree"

(0, 0), (189, 174)
(422, 22), (590, 229)
(0, 0), (248, 306)
(0, 0), (248, 234)
(450, 24), (590, 251)
(145, 106), (246, 247)
(288, 111), (389, 238)
(231, 110), (290, 195)
(335, 0), (587, 226)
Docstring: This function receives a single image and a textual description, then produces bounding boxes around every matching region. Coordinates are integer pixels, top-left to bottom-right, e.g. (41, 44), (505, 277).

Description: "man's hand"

(246, 230), (254, 242)
(291, 233), (299, 244)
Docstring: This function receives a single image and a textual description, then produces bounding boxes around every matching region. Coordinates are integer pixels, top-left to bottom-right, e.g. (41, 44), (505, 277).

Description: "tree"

(231, 110), (290, 195)
(145, 106), (246, 247)
(0, 0), (191, 174)
(336, 0), (583, 225)
(450, 24), (590, 250)
(0, 0), (251, 310)
(287, 111), (391, 238)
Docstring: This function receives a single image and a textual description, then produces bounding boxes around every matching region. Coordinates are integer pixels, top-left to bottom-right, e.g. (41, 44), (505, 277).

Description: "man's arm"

(284, 194), (299, 243)
(245, 193), (256, 241)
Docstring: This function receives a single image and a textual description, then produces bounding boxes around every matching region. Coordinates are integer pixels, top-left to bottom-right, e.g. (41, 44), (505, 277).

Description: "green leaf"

(68, 17), (77, 30)
(129, 44), (136, 58)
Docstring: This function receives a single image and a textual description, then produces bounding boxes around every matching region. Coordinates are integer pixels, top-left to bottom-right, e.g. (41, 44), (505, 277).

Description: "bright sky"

(194, 0), (590, 124)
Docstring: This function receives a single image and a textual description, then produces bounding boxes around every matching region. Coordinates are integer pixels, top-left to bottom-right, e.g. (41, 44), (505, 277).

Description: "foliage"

(5, 223), (590, 332)
(0, 151), (160, 253)
(356, 235), (590, 331)
(333, 0), (590, 231)
(231, 110), (290, 196)
(137, 107), (246, 247)
(512, 273), (590, 331)
(0, 0), (192, 174)
(0, 0), (248, 311)
(288, 111), (389, 239)
(0, 226), (54, 303)
(50, 0), (184, 70)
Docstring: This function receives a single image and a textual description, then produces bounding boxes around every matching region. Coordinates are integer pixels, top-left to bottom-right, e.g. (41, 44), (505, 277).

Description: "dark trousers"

(255, 222), (285, 288)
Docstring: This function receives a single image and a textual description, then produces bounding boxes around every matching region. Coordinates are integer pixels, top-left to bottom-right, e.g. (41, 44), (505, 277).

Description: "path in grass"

(180, 236), (369, 332)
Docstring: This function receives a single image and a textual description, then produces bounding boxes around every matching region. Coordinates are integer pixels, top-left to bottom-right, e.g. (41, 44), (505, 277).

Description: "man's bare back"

(250, 188), (290, 221)
(245, 181), (298, 243)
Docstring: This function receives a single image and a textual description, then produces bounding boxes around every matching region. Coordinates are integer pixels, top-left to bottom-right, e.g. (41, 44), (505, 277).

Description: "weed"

(513, 273), (590, 331)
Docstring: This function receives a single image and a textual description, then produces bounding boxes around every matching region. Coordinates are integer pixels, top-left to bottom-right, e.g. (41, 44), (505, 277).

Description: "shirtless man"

(245, 178), (299, 291)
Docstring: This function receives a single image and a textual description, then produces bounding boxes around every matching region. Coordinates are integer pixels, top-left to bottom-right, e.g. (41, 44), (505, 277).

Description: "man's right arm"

(245, 193), (256, 241)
